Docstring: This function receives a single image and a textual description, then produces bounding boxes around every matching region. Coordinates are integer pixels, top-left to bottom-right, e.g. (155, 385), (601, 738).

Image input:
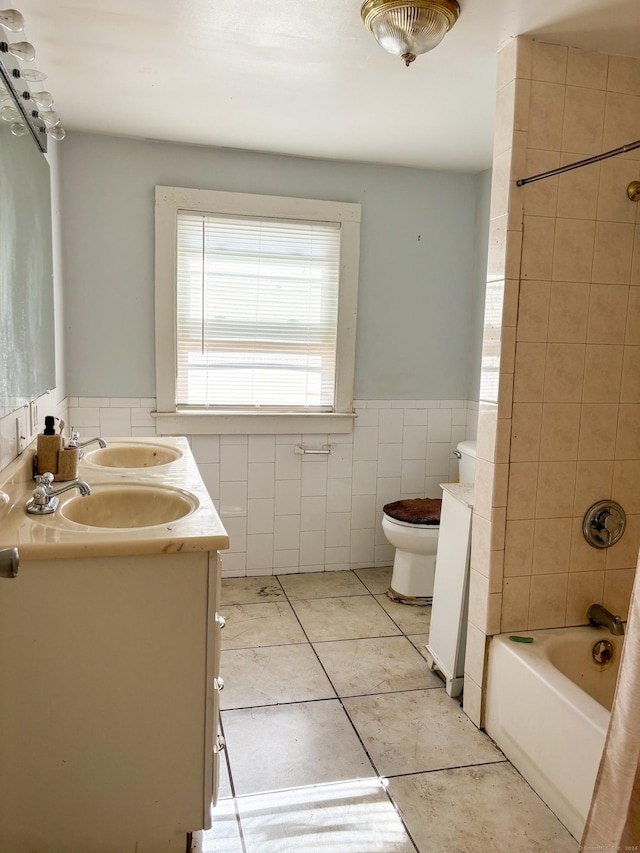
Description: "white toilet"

(382, 440), (477, 605)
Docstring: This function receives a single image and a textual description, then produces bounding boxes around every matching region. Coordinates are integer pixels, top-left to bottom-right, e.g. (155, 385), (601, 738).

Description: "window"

(154, 187), (360, 434)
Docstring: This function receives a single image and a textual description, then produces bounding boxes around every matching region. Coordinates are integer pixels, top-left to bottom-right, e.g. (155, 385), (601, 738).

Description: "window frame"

(154, 186), (360, 435)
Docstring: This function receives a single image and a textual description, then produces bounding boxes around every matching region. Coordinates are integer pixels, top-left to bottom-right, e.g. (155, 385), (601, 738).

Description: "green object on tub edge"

(509, 635), (534, 643)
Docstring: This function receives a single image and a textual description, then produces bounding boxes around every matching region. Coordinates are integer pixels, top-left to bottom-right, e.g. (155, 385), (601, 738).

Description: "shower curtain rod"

(516, 138), (640, 187)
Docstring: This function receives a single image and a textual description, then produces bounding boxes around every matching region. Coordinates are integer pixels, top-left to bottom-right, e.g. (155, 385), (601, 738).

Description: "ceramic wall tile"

(587, 284), (630, 344)
(620, 346), (640, 403)
(566, 48), (608, 90)
(574, 460), (614, 515)
(583, 345), (623, 403)
(528, 573), (568, 629)
(517, 281), (550, 341)
(603, 568), (636, 621)
(510, 403), (542, 461)
(552, 219), (596, 282)
(539, 403), (580, 461)
(543, 343), (585, 402)
(597, 159), (640, 224)
(532, 517), (572, 574)
(603, 93), (640, 157)
(607, 55), (640, 96)
(464, 622), (488, 687)
(501, 576), (531, 632)
(556, 159), (600, 221)
(592, 223), (635, 284)
(615, 404), (640, 459)
(561, 86), (605, 155)
(626, 287), (640, 342)
(535, 461), (577, 519)
(577, 403), (619, 460)
(566, 571), (605, 625)
(461, 675), (483, 728)
(521, 218), (555, 281)
(612, 460), (640, 514)
(532, 41), (567, 84)
(522, 149), (560, 217)
(528, 81), (565, 151)
(506, 462), (538, 520)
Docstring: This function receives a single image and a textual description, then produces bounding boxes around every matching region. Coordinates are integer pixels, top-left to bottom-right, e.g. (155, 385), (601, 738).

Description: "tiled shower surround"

(64, 396), (477, 577)
(464, 36), (640, 726)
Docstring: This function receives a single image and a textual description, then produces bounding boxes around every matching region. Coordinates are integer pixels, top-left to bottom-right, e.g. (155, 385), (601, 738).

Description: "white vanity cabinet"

(0, 551), (222, 853)
(0, 438), (229, 853)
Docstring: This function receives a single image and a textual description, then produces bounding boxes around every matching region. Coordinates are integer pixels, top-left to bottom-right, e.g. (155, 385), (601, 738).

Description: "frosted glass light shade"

(39, 108), (59, 126)
(4, 40), (35, 61)
(361, 0), (459, 66)
(20, 68), (47, 82)
(31, 90), (53, 108)
(45, 125), (65, 140)
(0, 103), (19, 121)
(0, 9), (24, 32)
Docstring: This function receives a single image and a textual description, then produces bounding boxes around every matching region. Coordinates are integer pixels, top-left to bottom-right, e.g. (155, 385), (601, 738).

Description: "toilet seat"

(383, 513), (440, 530)
(383, 498), (441, 527)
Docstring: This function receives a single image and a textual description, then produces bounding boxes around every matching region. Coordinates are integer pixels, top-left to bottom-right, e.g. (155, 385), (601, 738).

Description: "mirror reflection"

(0, 76), (55, 418)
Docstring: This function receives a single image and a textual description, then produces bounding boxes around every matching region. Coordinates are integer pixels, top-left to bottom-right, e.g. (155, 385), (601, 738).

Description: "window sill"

(153, 411), (357, 436)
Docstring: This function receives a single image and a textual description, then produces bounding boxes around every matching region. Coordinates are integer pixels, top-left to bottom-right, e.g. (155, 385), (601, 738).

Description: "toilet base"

(388, 549), (436, 603)
(387, 586), (432, 606)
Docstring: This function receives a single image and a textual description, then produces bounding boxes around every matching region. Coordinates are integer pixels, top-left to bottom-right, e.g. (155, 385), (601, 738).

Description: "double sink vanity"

(0, 437), (229, 853)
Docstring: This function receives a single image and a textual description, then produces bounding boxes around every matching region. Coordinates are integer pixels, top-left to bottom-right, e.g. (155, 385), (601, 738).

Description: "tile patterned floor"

(201, 568), (579, 853)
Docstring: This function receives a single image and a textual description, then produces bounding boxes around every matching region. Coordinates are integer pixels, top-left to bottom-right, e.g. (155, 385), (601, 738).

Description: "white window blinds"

(175, 212), (342, 411)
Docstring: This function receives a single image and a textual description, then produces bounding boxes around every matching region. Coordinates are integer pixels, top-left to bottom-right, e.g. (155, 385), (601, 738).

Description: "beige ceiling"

(13, 0), (640, 172)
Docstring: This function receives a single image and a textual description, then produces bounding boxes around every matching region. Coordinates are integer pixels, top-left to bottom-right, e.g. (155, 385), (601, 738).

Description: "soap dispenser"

(36, 416), (63, 476)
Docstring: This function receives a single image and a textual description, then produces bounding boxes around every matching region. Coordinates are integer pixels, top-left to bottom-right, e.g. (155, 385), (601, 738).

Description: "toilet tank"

(456, 440), (477, 483)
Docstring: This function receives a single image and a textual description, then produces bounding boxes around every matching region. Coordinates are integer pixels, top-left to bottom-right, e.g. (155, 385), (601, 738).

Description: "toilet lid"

(383, 498), (441, 525)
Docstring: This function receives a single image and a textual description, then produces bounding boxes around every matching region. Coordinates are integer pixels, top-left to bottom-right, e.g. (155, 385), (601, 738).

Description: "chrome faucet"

(587, 603), (625, 636)
(26, 472), (92, 515)
(69, 430), (107, 458)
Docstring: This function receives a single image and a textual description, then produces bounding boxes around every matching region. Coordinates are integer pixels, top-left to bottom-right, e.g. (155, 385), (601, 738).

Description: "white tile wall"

(4, 396), (478, 577)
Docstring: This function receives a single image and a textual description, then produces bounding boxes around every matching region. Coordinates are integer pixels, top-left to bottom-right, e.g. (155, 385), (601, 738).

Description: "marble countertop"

(0, 437), (229, 561)
(440, 482), (474, 508)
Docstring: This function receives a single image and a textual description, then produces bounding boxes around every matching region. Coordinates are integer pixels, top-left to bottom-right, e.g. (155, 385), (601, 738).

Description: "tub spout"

(587, 603), (625, 636)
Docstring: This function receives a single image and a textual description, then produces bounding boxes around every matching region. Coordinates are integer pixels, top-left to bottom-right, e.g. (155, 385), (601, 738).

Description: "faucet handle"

(583, 500), (626, 549)
(34, 472), (54, 490)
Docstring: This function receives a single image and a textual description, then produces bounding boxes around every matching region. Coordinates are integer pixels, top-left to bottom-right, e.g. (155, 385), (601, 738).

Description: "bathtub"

(484, 626), (622, 841)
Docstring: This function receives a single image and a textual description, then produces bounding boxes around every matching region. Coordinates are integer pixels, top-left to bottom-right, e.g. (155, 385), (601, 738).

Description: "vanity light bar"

(0, 8), (66, 150)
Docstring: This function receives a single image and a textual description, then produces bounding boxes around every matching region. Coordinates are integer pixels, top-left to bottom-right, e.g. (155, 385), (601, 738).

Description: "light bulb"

(20, 68), (47, 82)
(0, 9), (24, 32)
(10, 121), (28, 136)
(0, 104), (19, 121)
(31, 90), (53, 108)
(5, 40), (35, 61)
(39, 109), (59, 126)
(45, 125), (65, 140)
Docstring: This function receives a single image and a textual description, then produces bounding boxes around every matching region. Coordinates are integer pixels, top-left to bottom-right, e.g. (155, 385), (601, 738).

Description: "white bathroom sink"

(58, 483), (198, 529)
(82, 442), (183, 469)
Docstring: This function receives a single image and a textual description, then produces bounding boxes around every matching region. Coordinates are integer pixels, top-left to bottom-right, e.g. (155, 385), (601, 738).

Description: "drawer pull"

(215, 614), (226, 630)
(215, 676), (225, 692)
(216, 734), (226, 753)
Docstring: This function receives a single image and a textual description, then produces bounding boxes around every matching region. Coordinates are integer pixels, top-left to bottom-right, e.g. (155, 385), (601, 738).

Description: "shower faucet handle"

(583, 500), (626, 549)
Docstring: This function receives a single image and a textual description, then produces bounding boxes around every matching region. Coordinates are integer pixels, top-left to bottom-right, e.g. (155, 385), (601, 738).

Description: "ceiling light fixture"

(0, 8), (64, 147)
(361, 0), (460, 67)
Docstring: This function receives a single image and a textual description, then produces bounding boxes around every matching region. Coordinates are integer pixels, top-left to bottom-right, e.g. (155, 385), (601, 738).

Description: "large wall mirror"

(0, 75), (55, 419)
